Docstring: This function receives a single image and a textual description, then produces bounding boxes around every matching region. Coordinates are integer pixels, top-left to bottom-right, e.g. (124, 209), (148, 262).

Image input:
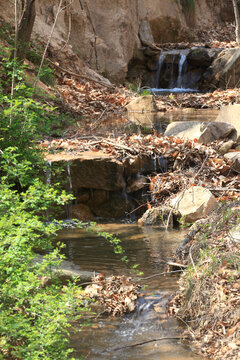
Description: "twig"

(112, 336), (185, 351)
(33, 0), (64, 89)
(189, 244), (199, 278)
(137, 270), (183, 281)
(90, 106), (109, 130)
(101, 139), (137, 154)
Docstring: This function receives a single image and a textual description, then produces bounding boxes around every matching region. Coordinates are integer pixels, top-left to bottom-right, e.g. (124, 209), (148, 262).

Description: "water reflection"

(57, 224), (203, 360)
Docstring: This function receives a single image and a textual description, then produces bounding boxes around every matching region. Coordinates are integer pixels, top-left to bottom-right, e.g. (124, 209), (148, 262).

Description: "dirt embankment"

(168, 202), (240, 360)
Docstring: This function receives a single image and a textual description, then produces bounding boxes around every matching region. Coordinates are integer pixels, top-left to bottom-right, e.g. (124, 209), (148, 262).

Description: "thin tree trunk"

(232, 0), (240, 46)
(16, 0), (36, 60)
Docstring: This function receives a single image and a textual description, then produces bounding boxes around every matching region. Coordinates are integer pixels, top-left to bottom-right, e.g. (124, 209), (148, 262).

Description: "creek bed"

(57, 224), (204, 360)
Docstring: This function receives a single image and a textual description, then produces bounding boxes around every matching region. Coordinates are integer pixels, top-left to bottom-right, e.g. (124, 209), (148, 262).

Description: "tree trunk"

(232, 0), (240, 46)
(16, 0), (36, 60)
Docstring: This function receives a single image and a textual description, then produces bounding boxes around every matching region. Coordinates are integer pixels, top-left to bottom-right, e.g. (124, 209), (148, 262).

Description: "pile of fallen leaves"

(149, 136), (240, 205)
(155, 88), (240, 112)
(57, 77), (129, 119)
(84, 274), (141, 316)
(40, 134), (240, 204)
(159, 23), (236, 50)
(168, 202), (240, 360)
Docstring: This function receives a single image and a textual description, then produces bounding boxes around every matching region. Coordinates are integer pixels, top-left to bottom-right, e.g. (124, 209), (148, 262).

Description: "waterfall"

(155, 54), (165, 88)
(170, 55), (176, 88)
(66, 161), (73, 219)
(177, 53), (187, 88)
(152, 49), (198, 93)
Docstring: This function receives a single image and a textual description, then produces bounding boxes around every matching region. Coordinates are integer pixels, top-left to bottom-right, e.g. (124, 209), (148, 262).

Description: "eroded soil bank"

(168, 201), (240, 360)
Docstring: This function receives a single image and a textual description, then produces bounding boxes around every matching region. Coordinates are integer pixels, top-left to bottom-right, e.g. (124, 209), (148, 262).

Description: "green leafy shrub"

(0, 51), (131, 358)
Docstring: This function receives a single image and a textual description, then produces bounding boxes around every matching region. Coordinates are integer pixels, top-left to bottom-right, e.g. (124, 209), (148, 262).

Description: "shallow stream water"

(57, 224), (204, 360)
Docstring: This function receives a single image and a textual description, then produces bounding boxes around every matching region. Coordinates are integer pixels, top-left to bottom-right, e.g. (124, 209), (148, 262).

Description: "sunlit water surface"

(57, 224), (204, 360)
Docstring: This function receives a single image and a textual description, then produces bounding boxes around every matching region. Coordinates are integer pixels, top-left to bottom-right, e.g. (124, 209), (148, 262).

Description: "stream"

(57, 224), (204, 360)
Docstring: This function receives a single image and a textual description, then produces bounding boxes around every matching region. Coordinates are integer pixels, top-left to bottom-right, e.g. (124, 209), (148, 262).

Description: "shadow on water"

(57, 224), (203, 360)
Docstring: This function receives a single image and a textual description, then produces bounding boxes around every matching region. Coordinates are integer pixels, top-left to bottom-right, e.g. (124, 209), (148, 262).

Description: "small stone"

(218, 140), (234, 154)
(224, 152), (240, 173)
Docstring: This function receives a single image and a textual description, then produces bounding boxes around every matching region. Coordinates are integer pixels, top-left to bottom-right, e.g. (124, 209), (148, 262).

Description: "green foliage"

(0, 180), (82, 359)
(0, 54), (82, 358)
(38, 65), (55, 86)
(0, 22), (14, 45)
(0, 51), (133, 358)
(139, 89), (152, 96)
(182, 0), (195, 11)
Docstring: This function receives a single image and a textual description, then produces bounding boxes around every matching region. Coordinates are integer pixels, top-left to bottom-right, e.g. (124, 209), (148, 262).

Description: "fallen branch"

(112, 336), (186, 351)
(101, 139), (137, 154)
(137, 270), (183, 281)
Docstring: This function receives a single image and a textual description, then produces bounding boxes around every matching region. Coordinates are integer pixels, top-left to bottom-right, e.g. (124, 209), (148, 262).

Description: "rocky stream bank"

(42, 112), (240, 360)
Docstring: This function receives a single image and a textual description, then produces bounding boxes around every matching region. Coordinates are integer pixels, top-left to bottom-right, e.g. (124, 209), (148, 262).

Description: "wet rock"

(33, 255), (98, 284)
(87, 189), (109, 207)
(171, 186), (217, 224)
(138, 206), (181, 227)
(216, 104), (240, 141)
(124, 154), (166, 176)
(164, 121), (237, 144)
(47, 151), (126, 192)
(187, 48), (212, 67)
(126, 95), (158, 129)
(224, 152), (240, 173)
(126, 175), (147, 193)
(72, 203), (96, 221)
(90, 191), (133, 219)
(76, 189), (90, 203)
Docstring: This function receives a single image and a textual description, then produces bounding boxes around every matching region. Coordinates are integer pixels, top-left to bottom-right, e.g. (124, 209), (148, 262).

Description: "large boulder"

(203, 48), (240, 89)
(171, 186), (217, 223)
(224, 152), (240, 173)
(126, 95), (158, 129)
(216, 104), (240, 141)
(164, 121), (237, 144)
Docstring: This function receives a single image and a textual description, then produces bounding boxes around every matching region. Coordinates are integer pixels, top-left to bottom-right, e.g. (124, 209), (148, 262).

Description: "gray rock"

(216, 104), (240, 141)
(218, 140), (234, 155)
(139, 20), (154, 46)
(164, 121), (237, 144)
(33, 255), (98, 284)
(126, 95), (158, 129)
(224, 152), (240, 173)
(171, 186), (217, 224)
(203, 48), (240, 89)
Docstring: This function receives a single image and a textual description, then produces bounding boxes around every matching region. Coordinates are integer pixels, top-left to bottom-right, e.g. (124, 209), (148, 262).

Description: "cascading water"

(177, 53), (187, 89)
(155, 54), (165, 88)
(152, 50), (198, 93)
